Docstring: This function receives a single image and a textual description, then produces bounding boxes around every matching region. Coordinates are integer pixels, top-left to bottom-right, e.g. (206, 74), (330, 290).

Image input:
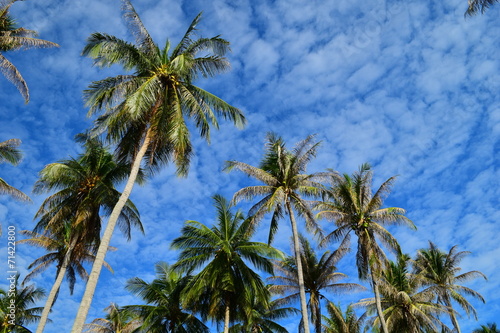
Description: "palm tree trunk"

(36, 237), (77, 333)
(285, 201), (311, 333)
(444, 295), (461, 333)
(71, 129), (153, 333)
(314, 294), (321, 333)
(224, 300), (230, 333)
(370, 268), (389, 333)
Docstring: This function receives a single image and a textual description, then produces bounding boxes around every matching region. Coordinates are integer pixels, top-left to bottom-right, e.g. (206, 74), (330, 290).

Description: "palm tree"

(0, 138), (30, 202)
(473, 323), (500, 333)
(73, 1), (245, 329)
(28, 138), (143, 333)
(0, 0), (58, 103)
(358, 255), (451, 333)
(171, 195), (282, 333)
(269, 235), (363, 333)
(414, 242), (487, 333)
(315, 163), (416, 333)
(0, 275), (45, 332)
(84, 303), (141, 333)
(465, 0), (498, 15)
(322, 302), (364, 333)
(229, 295), (298, 333)
(124, 262), (207, 333)
(225, 133), (327, 333)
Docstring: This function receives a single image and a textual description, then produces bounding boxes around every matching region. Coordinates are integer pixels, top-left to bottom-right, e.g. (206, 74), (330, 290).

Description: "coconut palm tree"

(124, 262), (208, 333)
(414, 242), (487, 333)
(0, 138), (30, 202)
(358, 255), (451, 333)
(269, 235), (363, 333)
(473, 323), (500, 333)
(171, 195), (282, 333)
(84, 303), (141, 333)
(322, 302), (364, 333)
(0, 275), (45, 332)
(28, 138), (143, 333)
(315, 163), (416, 333)
(225, 133), (327, 333)
(73, 1), (245, 329)
(0, 0), (58, 103)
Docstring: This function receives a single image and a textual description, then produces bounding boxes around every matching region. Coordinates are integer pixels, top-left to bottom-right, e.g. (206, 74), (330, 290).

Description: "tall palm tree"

(73, 1), (245, 329)
(0, 275), (45, 333)
(269, 235), (363, 333)
(171, 195), (282, 333)
(322, 302), (364, 333)
(315, 163), (416, 333)
(414, 242), (487, 333)
(84, 303), (141, 333)
(225, 133), (327, 333)
(0, 0), (58, 103)
(29, 138), (143, 333)
(0, 138), (30, 202)
(473, 323), (500, 333)
(358, 255), (451, 333)
(124, 262), (208, 333)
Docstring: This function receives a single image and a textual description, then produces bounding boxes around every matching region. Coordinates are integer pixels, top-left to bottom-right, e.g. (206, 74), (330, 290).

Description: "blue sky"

(0, 0), (498, 331)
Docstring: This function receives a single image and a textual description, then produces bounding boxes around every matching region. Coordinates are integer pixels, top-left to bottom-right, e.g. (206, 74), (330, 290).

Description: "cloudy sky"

(1, 0), (498, 331)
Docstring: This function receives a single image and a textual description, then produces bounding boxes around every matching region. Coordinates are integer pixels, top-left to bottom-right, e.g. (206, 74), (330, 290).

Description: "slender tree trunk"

(314, 294), (321, 333)
(370, 268), (389, 333)
(71, 129), (153, 333)
(36, 238), (77, 333)
(444, 295), (461, 333)
(285, 201), (311, 333)
(224, 300), (230, 333)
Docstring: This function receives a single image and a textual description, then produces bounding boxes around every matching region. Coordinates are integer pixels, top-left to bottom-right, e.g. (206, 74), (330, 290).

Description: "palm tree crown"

(0, 0), (58, 102)
(0, 275), (46, 332)
(322, 302), (364, 333)
(33, 137), (144, 247)
(317, 163), (415, 279)
(83, 1), (245, 175)
(171, 195), (282, 333)
(229, 295), (298, 333)
(225, 133), (325, 243)
(124, 262), (208, 333)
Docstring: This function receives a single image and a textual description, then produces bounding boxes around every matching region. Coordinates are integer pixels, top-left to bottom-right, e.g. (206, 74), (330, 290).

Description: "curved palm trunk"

(370, 268), (389, 333)
(285, 201), (311, 333)
(36, 238), (77, 333)
(444, 295), (461, 333)
(71, 129), (153, 333)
